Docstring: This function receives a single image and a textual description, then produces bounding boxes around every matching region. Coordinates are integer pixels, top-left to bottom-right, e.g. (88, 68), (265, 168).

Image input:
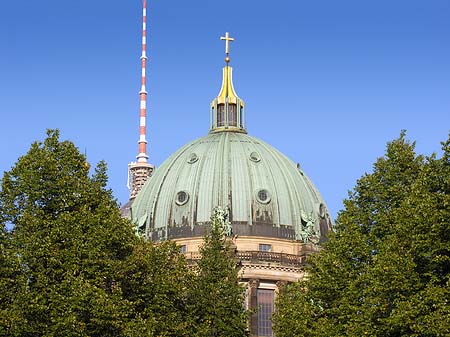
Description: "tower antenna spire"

(127, 0), (154, 200)
(137, 0), (149, 163)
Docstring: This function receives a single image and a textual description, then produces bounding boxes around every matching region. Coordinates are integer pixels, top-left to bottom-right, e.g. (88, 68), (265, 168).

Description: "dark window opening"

(176, 191), (189, 205)
(250, 152), (261, 162)
(259, 244), (272, 252)
(187, 153), (198, 164)
(217, 104), (225, 127)
(257, 289), (274, 336)
(228, 104), (237, 126)
(257, 189), (270, 204)
(239, 107), (243, 128)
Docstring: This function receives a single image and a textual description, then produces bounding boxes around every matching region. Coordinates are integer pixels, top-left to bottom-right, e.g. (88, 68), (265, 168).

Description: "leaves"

(0, 130), (252, 336)
(0, 130), (138, 335)
(273, 132), (450, 337)
(119, 240), (192, 336)
(187, 207), (248, 337)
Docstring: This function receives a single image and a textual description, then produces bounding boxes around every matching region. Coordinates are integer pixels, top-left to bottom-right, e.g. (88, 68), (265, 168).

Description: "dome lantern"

(210, 32), (246, 133)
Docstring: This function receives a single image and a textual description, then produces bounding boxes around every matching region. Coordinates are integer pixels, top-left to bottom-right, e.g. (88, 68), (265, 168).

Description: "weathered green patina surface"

(131, 131), (331, 242)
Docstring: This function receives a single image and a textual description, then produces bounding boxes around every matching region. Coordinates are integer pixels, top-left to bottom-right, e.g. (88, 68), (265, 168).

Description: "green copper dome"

(131, 44), (332, 242)
(131, 131), (332, 242)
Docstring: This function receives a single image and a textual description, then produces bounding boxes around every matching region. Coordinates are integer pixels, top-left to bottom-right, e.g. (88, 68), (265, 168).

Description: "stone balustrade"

(185, 250), (306, 268)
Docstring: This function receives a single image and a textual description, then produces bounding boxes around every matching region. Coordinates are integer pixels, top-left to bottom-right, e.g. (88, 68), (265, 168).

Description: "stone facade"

(176, 235), (317, 336)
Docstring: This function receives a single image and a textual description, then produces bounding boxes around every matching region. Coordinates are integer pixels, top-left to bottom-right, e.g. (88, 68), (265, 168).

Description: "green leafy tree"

(273, 132), (450, 337)
(0, 129), (203, 336)
(119, 240), (193, 337)
(0, 221), (26, 335)
(381, 135), (450, 335)
(0, 129), (137, 336)
(187, 207), (248, 337)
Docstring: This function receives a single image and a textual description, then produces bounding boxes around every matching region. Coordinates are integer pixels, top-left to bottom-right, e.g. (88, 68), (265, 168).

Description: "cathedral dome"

(131, 131), (332, 242)
(126, 30), (331, 337)
(131, 34), (331, 243)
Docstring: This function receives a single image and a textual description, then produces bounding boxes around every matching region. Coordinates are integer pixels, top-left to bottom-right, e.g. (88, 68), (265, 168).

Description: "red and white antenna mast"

(128, 0), (154, 199)
(137, 0), (149, 163)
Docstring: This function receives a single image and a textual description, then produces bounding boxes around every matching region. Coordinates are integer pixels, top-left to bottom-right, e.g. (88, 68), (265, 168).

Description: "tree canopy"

(0, 130), (251, 336)
(187, 207), (248, 337)
(0, 130), (192, 336)
(273, 132), (450, 337)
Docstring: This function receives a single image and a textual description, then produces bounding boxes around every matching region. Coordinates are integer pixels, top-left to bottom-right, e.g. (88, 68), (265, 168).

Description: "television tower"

(128, 0), (154, 199)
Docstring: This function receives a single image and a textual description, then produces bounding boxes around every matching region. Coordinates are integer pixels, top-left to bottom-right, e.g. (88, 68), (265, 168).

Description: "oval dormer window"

(176, 191), (189, 206)
(249, 151), (261, 162)
(187, 153), (198, 164)
(256, 189), (271, 204)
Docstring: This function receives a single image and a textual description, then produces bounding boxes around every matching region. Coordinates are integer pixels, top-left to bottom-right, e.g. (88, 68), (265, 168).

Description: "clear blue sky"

(1, 0), (449, 220)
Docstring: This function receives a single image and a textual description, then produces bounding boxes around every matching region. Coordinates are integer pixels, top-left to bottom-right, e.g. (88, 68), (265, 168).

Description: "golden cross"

(220, 32), (234, 62)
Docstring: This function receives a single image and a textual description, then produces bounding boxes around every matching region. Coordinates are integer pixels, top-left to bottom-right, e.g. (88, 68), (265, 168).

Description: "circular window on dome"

(249, 151), (261, 162)
(175, 191), (189, 206)
(187, 153), (198, 164)
(256, 189), (271, 204)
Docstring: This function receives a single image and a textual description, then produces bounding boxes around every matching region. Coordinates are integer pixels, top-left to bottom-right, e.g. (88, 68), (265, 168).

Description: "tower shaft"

(137, 0), (149, 162)
(128, 0), (153, 200)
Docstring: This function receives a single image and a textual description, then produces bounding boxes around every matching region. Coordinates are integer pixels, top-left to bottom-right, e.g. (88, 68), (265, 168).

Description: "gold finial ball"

(225, 56), (230, 63)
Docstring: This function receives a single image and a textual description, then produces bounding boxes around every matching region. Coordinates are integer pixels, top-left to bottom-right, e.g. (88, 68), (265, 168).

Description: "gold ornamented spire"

(217, 66), (239, 104)
(210, 32), (246, 133)
(220, 32), (234, 63)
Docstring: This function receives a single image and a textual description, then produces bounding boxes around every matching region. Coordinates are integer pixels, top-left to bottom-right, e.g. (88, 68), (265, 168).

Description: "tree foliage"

(273, 132), (450, 337)
(0, 130), (134, 335)
(0, 130), (192, 336)
(0, 221), (25, 335)
(187, 207), (248, 337)
(119, 240), (193, 337)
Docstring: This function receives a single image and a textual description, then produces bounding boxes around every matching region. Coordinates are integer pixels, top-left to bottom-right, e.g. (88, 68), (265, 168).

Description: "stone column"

(248, 279), (259, 336)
